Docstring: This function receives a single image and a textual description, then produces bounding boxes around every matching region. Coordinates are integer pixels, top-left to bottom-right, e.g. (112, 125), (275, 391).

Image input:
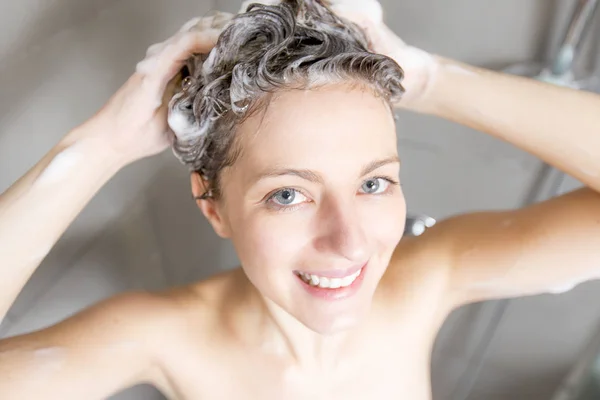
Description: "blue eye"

(269, 188), (307, 207)
(274, 189), (295, 205)
(361, 178), (390, 194)
(360, 178), (389, 194)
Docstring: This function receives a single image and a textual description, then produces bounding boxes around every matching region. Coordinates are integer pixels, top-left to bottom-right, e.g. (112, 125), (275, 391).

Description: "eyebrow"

(360, 156), (401, 177)
(252, 155), (401, 185)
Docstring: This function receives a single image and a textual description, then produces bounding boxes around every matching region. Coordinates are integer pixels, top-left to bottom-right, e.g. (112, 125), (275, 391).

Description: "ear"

(190, 172), (231, 238)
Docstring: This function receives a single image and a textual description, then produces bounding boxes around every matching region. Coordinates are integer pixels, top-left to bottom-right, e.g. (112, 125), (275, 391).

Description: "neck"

(259, 296), (361, 370)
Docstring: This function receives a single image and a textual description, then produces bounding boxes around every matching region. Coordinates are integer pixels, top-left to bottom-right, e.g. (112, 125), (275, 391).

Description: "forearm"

(0, 123), (126, 321)
(413, 57), (600, 191)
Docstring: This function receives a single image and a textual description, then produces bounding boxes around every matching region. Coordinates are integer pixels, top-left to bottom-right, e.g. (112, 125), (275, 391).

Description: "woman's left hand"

(328, 0), (438, 109)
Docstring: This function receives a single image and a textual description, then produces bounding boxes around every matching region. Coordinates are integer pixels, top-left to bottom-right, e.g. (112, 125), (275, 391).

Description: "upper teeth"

(297, 269), (362, 289)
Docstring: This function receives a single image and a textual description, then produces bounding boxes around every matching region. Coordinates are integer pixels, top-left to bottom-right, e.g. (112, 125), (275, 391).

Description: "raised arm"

(0, 23), (224, 322)
(0, 292), (177, 399)
(0, 119), (126, 321)
(0, 15), (229, 398)
(408, 58), (600, 304)
(331, 0), (600, 304)
(417, 59), (600, 193)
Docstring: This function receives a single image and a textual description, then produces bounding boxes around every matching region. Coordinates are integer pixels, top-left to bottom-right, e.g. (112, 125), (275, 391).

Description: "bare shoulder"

(384, 187), (600, 310)
(0, 268), (245, 399)
(0, 290), (195, 398)
(381, 229), (457, 317)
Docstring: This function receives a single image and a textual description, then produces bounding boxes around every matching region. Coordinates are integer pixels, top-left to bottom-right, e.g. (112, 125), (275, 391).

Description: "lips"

(296, 267), (362, 289)
(293, 262), (368, 300)
(294, 262), (366, 279)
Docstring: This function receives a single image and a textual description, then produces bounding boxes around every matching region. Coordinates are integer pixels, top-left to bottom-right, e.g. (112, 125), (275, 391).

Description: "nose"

(313, 197), (369, 262)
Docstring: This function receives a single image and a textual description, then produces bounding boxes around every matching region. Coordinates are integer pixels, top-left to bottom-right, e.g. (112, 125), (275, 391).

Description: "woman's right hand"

(0, 13), (234, 322)
(81, 13), (233, 165)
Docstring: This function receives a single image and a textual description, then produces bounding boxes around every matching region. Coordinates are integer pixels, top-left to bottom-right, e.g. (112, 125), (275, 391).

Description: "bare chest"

(162, 336), (433, 400)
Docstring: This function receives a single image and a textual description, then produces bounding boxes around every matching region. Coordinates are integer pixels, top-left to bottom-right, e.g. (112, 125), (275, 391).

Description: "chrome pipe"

(551, 0), (600, 75)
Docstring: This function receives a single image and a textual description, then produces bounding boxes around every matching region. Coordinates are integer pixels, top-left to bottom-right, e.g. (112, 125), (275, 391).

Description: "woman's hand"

(328, 0), (438, 109)
(83, 13), (233, 165)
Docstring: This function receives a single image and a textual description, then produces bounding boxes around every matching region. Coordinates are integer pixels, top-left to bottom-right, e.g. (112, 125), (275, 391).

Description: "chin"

(286, 262), (385, 335)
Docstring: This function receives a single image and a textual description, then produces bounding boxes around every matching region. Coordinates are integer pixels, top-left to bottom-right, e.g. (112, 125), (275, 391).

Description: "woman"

(1, 0), (599, 399)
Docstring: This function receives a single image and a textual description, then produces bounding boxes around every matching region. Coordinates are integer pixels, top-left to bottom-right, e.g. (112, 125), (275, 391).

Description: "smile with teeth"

(295, 268), (363, 289)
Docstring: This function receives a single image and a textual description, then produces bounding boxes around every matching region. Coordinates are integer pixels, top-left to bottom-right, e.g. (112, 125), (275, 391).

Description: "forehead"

(234, 84), (398, 171)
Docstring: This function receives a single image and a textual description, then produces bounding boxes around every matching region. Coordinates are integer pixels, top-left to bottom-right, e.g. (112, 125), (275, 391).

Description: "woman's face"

(209, 83), (406, 334)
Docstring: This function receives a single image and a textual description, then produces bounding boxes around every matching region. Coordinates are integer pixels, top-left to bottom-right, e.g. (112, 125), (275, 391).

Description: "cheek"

(231, 213), (310, 279)
(255, 220), (308, 263)
(230, 194), (406, 280)
(363, 195), (406, 252)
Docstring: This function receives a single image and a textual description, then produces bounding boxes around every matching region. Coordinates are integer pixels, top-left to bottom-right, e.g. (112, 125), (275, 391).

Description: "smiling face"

(195, 83), (406, 334)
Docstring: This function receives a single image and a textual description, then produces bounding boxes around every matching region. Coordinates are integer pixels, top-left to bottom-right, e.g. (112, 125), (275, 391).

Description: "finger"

(141, 13), (232, 69)
(146, 42), (166, 58)
(143, 16), (203, 58)
(140, 30), (220, 94)
(144, 20), (201, 59)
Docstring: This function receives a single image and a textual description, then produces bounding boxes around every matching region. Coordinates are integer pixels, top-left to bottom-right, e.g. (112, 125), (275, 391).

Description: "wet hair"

(169, 0), (405, 199)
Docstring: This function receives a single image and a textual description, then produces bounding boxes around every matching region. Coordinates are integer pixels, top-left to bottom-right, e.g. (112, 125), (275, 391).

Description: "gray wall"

(1, 1), (599, 399)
